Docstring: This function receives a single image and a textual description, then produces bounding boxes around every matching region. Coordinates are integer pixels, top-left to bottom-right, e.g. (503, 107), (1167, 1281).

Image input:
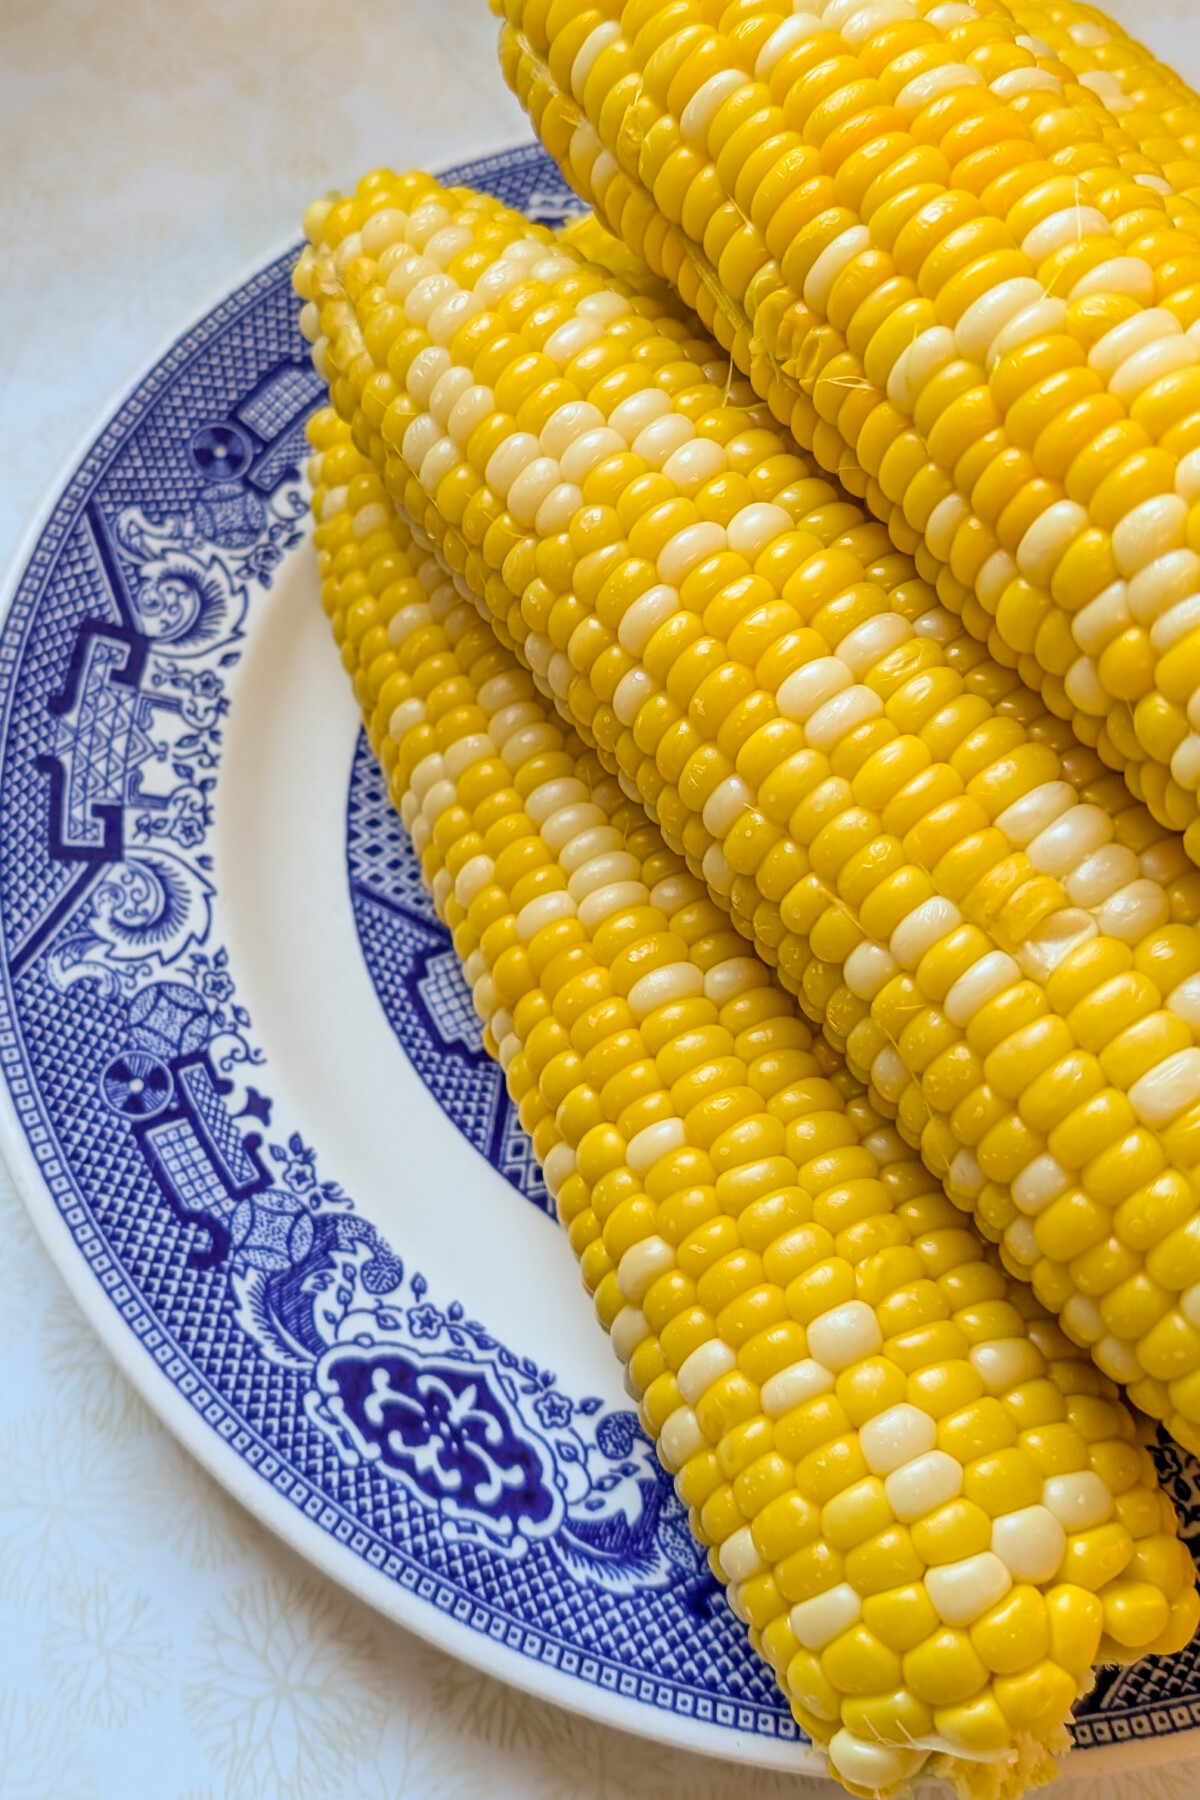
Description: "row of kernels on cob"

(496, 12), (1200, 843)
(990, 0), (1200, 201)
(306, 408), (1198, 1794)
(941, 0), (1200, 198)
(295, 172), (1200, 1444)
(498, 0), (1200, 849)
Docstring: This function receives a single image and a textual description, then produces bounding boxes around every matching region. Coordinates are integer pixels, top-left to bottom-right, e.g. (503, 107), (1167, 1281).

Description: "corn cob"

(294, 172), (1200, 1449)
(306, 407), (1196, 1796)
(495, 0), (1200, 856)
(507, 0), (1200, 774)
(565, 200), (1200, 919)
(566, 206), (1116, 766)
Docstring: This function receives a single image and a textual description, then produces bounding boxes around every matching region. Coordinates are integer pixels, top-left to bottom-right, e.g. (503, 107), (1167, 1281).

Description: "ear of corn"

(295, 172), (1200, 1450)
(494, 0), (1200, 861)
(304, 399), (1197, 1796)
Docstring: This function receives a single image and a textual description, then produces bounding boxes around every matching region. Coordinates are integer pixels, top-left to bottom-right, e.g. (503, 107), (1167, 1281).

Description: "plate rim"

(0, 142), (1197, 1784)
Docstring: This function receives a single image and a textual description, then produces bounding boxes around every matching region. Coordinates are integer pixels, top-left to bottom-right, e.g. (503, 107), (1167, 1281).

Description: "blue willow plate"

(2, 140), (1200, 1776)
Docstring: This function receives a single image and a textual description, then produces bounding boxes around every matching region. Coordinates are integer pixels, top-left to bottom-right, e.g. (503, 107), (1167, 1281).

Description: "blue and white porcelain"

(2, 140), (1200, 1776)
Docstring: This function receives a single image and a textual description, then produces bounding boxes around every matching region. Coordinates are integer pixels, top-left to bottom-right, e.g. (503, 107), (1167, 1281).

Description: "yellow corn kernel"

(844, 1526), (925, 1597)
(840, 1685), (933, 1747)
(821, 1477), (892, 1552)
(970, 1586), (1051, 1677)
(1101, 1578), (1173, 1650)
(963, 1447), (1044, 1516)
(1061, 1522), (1135, 1591)
(904, 1628), (990, 1708)
(1046, 1583), (1105, 1676)
(821, 1625), (904, 1697)
(862, 1582), (942, 1654)
(786, 1648), (842, 1722)
(933, 1690), (1014, 1757)
(994, 1661), (1080, 1733)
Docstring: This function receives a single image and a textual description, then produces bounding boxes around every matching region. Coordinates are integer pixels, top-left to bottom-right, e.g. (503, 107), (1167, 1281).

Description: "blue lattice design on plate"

(346, 720), (440, 927)
(236, 363), (320, 441)
(144, 1115), (228, 1215)
(175, 1059), (263, 1190)
(0, 138), (1196, 1767)
(417, 950), (486, 1055)
(347, 735), (550, 1214)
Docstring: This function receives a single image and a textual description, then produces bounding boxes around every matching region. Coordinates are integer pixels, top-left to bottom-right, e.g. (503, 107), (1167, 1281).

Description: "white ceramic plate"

(2, 141), (1200, 1777)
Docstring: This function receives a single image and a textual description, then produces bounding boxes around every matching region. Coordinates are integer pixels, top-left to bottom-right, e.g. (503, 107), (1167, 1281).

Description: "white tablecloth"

(3, 2), (1200, 1793)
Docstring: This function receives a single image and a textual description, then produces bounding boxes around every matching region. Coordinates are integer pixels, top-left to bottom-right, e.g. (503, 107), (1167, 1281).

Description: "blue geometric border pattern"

(0, 135), (1196, 1755)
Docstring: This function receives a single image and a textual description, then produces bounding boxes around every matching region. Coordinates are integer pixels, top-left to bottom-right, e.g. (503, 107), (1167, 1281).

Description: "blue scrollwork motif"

(317, 1346), (563, 1546)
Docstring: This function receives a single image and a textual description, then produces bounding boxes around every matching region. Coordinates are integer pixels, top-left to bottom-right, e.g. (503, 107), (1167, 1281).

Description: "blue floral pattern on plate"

(1, 139), (1198, 1766)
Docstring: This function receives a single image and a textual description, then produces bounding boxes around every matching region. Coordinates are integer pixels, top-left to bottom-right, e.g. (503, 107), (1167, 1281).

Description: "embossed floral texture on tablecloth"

(3, 1), (1200, 1797)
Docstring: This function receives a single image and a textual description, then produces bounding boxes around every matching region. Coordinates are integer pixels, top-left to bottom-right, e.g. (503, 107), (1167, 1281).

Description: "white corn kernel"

(993, 1504), (1065, 1576)
(1129, 1049), (1200, 1126)
(658, 521), (727, 583)
(659, 1406), (705, 1468)
(885, 1451), (963, 1521)
(1012, 1156), (1071, 1215)
(777, 656), (852, 721)
(678, 1339), (738, 1405)
(859, 1404), (937, 1475)
(844, 942), (897, 999)
(790, 1583), (862, 1650)
(627, 962), (705, 1018)
(970, 1338), (1043, 1394)
(924, 1551), (1011, 1626)
(944, 951), (1020, 1024)
(626, 1118), (687, 1175)
(806, 1301), (882, 1371)
(718, 1526), (764, 1583)
(762, 1358), (835, 1416)
(890, 897), (961, 968)
(617, 1236), (675, 1303)
(828, 1735), (928, 1790)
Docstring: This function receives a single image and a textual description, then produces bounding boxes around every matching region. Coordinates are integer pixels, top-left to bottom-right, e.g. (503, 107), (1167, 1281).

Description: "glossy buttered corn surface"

(305, 404), (1196, 1796)
(495, 0), (1200, 858)
(296, 172), (1200, 1450)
